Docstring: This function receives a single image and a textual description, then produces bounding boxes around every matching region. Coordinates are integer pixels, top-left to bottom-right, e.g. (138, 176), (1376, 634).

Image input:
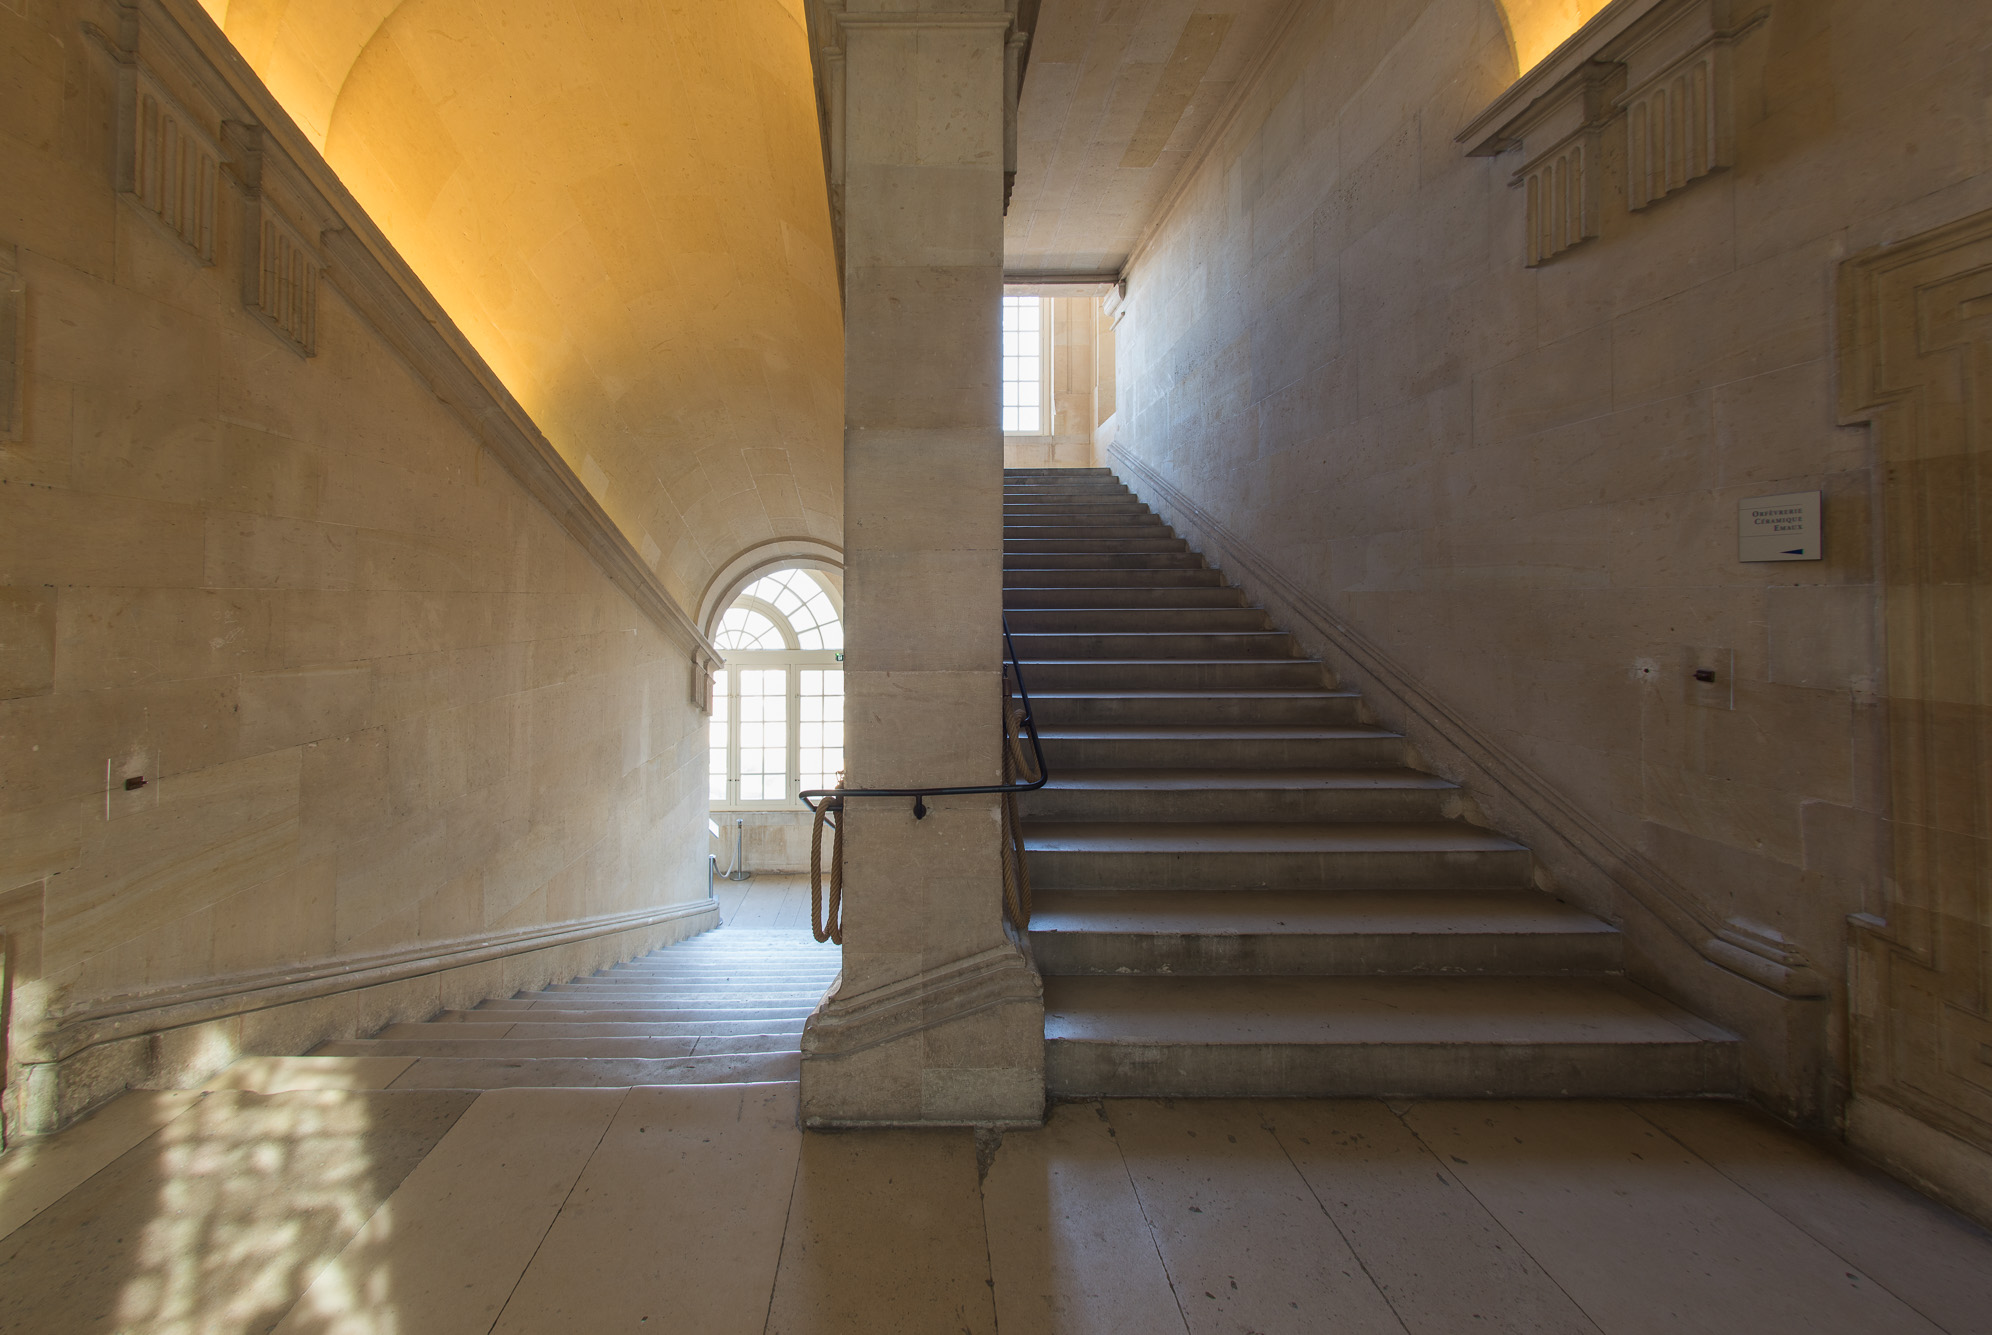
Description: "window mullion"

(728, 669), (741, 806)
(788, 665), (802, 801)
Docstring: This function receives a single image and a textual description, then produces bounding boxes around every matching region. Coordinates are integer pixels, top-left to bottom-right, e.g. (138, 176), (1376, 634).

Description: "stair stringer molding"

(1105, 442), (1832, 1123)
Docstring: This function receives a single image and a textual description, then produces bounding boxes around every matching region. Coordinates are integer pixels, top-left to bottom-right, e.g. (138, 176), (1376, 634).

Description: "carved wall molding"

(1106, 442), (1827, 1003)
(30, 898), (721, 1066)
(78, 0), (719, 662)
(125, 68), (221, 263)
(1838, 206), (1992, 1166)
(1458, 0), (1767, 266)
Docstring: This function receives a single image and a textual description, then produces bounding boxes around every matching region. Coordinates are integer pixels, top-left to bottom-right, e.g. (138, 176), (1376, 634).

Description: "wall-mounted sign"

(1738, 491), (1822, 562)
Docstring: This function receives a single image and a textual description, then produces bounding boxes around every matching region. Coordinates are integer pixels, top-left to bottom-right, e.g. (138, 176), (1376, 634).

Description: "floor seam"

(1101, 1100), (1195, 1335)
(1627, 1102), (1960, 1335)
(1265, 1104), (1414, 1335)
(1390, 1101), (1609, 1335)
(760, 1129), (808, 1335)
(480, 1086), (632, 1335)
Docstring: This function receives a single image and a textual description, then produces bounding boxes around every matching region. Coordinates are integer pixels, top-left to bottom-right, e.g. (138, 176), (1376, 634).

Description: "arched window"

(709, 568), (844, 807)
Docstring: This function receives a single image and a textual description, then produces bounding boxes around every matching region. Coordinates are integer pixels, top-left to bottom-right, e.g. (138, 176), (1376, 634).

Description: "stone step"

(1024, 820), (1532, 891)
(314, 1033), (797, 1059)
(1004, 586), (1248, 608)
(1029, 888), (1621, 976)
(1002, 507), (1157, 521)
(453, 1005), (820, 1022)
(590, 973), (832, 984)
(1008, 630), (1297, 659)
(1004, 568), (1227, 588)
(1005, 537), (1190, 555)
(523, 987), (831, 1002)
(376, 1018), (807, 1039)
(1027, 690), (1363, 727)
(1042, 975), (1741, 1099)
(379, 1052), (801, 1090)
(1017, 767), (1457, 822)
(1022, 658), (1330, 691)
(1037, 723), (1404, 769)
(1004, 524), (1172, 541)
(1005, 607), (1275, 633)
(1006, 551), (1209, 570)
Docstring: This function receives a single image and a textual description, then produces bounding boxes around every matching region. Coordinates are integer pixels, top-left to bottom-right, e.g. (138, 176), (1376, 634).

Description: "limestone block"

(0, 586), (55, 701)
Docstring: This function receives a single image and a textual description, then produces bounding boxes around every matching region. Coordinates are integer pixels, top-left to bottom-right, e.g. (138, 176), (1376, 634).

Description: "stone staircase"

(1005, 467), (1741, 1099)
(309, 929), (839, 1089)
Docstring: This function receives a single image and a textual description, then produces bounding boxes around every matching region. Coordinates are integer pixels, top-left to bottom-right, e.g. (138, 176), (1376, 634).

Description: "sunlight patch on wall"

(1501, 0), (1616, 73)
(207, 0), (844, 610)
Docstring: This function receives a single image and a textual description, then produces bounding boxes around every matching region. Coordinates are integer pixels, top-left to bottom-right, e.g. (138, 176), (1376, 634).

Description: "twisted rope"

(810, 788), (844, 944)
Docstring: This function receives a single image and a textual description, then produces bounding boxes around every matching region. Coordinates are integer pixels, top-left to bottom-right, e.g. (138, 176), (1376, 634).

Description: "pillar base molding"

(799, 944), (1045, 1128)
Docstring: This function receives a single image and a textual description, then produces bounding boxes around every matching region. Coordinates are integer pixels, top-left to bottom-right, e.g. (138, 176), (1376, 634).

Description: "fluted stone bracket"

(1457, 0), (1768, 267)
(800, 944), (1046, 1128)
(75, 0), (719, 663)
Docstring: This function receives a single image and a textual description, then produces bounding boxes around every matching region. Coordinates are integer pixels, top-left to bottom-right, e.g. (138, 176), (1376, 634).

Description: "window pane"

(1001, 296), (1044, 434)
(738, 669), (787, 801)
(799, 665), (844, 791)
(716, 607), (783, 650)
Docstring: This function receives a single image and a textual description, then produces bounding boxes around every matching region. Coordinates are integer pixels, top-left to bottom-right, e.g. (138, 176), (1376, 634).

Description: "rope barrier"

(806, 677), (1041, 943)
(810, 787), (844, 944)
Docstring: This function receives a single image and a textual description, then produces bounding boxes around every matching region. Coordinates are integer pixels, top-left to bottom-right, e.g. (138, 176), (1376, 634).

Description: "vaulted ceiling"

(1006, 0), (1614, 279)
(199, 0), (842, 614)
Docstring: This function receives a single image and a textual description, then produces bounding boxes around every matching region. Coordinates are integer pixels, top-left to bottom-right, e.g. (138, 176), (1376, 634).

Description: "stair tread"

(1039, 767), (1453, 791)
(316, 1035), (795, 1059)
(380, 1052), (800, 1089)
(1043, 975), (1734, 1045)
(1023, 820), (1527, 854)
(1029, 888), (1616, 936)
(1037, 724), (1397, 740)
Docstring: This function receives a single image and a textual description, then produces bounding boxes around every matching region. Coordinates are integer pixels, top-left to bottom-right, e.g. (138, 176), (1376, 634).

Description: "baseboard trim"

(10, 901), (719, 1136)
(37, 900), (720, 1063)
(1849, 1095), (1992, 1229)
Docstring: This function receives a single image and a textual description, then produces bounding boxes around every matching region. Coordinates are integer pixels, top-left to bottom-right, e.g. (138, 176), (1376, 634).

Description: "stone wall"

(1109, 0), (1991, 1181)
(0, 0), (716, 1137)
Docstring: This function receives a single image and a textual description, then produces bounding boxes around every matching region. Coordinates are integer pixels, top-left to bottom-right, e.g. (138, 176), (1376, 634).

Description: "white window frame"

(1002, 293), (1053, 437)
(710, 653), (844, 810)
(709, 571), (844, 811)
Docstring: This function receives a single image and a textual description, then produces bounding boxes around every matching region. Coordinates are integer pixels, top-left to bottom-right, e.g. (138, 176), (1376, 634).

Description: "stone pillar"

(798, 3), (1044, 1127)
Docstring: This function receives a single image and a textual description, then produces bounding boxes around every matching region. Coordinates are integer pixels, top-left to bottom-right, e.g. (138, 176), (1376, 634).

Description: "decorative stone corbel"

(1616, 1), (1761, 209)
(1514, 62), (1619, 266)
(691, 647), (719, 714)
(1458, 0), (1767, 267)
(121, 67), (222, 264)
(223, 122), (322, 356)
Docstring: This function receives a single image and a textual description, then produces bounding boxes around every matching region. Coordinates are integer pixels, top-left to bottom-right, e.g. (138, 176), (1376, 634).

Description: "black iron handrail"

(798, 618), (1049, 820)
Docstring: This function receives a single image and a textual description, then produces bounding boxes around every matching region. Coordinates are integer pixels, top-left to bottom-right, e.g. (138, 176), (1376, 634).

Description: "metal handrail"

(798, 618), (1049, 820)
